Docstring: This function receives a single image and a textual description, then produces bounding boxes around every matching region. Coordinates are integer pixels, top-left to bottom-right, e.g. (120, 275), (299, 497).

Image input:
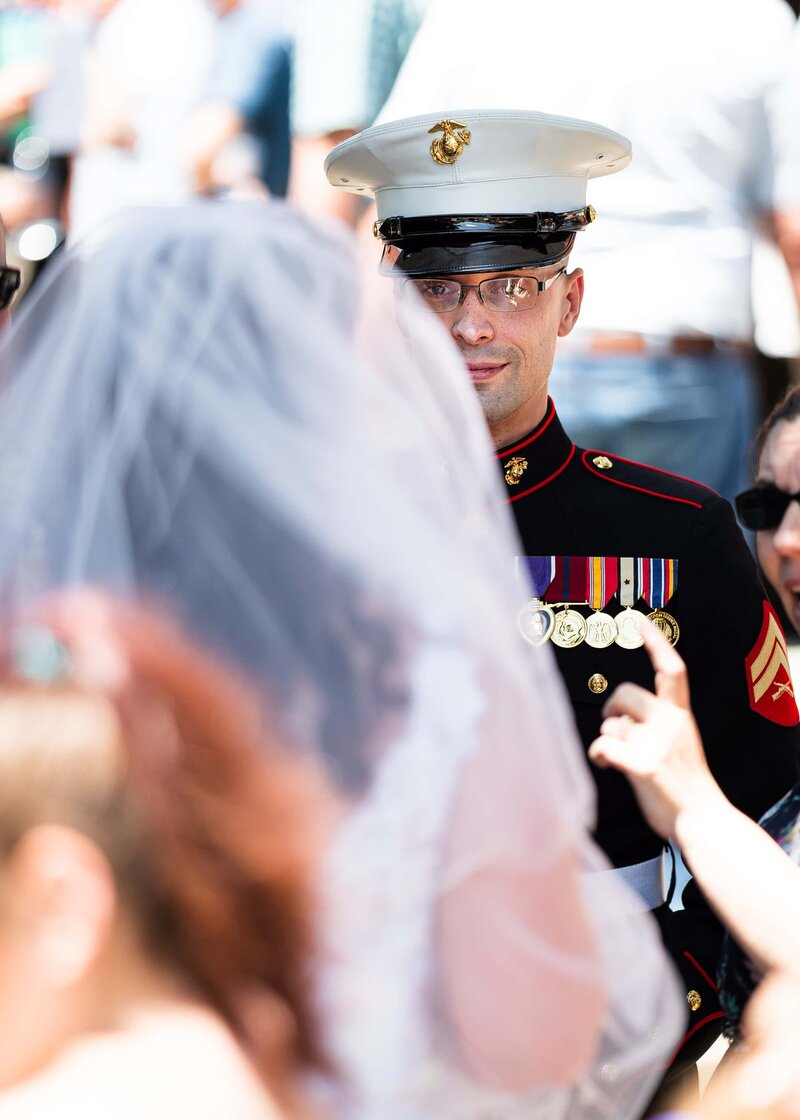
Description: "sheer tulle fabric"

(0, 200), (682, 1117)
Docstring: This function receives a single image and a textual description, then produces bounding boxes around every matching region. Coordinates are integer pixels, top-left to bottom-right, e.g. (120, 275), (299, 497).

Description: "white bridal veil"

(0, 200), (682, 1117)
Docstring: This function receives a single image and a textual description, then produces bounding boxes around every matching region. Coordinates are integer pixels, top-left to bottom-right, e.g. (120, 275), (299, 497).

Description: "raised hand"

(588, 620), (727, 839)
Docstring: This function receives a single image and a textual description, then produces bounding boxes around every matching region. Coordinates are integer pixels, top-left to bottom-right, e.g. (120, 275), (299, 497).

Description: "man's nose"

(451, 290), (495, 345)
(773, 499), (800, 554)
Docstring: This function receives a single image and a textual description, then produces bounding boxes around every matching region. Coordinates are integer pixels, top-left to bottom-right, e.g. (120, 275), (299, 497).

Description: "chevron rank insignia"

(745, 602), (799, 726)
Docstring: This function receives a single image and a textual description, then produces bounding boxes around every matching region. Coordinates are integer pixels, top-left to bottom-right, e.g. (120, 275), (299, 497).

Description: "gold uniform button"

(588, 673), (608, 694)
(592, 455), (613, 470)
(687, 990), (702, 1012)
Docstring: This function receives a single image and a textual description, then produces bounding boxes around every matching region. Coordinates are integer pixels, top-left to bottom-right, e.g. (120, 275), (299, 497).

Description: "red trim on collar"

(494, 400), (556, 460)
(504, 442), (576, 503)
(582, 450), (703, 509)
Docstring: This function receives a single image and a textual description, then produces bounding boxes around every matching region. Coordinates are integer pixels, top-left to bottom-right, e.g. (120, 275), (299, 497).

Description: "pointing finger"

(603, 681), (660, 722)
(640, 619), (690, 709)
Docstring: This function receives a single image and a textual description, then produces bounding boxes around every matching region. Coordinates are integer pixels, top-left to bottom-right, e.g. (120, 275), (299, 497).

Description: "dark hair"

(753, 385), (800, 472)
(0, 592), (330, 1109)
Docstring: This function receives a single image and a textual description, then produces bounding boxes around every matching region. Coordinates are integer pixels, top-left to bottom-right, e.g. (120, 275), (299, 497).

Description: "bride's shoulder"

(0, 1007), (283, 1120)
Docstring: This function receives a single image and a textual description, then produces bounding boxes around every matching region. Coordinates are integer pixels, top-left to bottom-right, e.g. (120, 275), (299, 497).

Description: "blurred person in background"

(183, 0), (291, 199)
(67, 0), (292, 238)
(0, 1), (74, 288)
(378, 0), (800, 507)
(289, 0), (430, 226)
(66, 0), (215, 240)
(0, 197), (685, 1119)
(0, 0), (54, 231)
(0, 589), (328, 1119)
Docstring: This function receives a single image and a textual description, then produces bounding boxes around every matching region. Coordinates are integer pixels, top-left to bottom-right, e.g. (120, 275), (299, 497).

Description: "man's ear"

(557, 268), (584, 338)
(10, 824), (117, 988)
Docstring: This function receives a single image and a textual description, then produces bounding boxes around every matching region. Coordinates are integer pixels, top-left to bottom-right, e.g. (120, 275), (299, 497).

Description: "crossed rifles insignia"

(428, 119), (471, 165)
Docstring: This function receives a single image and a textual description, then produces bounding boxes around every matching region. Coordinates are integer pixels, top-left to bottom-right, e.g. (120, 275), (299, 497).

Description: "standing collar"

(494, 398), (575, 502)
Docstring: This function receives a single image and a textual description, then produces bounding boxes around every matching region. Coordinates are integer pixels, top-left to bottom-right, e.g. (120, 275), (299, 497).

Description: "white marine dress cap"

(325, 108), (632, 275)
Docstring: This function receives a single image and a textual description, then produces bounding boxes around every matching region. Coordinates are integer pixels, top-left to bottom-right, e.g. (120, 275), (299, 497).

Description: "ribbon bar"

(637, 557), (679, 609)
(515, 555), (556, 599)
(545, 556), (589, 604)
(516, 556), (677, 609)
(589, 557), (619, 610)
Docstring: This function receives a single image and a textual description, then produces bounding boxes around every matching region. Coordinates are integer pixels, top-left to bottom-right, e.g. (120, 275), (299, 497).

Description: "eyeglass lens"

(410, 274), (543, 313)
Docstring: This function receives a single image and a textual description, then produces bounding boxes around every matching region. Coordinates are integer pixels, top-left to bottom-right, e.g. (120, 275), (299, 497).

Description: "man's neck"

(488, 398), (549, 451)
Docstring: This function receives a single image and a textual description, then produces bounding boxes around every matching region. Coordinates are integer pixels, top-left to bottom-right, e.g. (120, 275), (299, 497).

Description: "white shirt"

(378, 0), (800, 341)
(68, 0), (216, 242)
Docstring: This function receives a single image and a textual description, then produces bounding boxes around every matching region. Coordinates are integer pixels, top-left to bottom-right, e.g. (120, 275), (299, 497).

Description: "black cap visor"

(380, 231), (576, 276)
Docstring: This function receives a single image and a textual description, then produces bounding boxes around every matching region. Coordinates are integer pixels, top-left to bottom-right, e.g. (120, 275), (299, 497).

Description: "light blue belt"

(613, 854), (665, 910)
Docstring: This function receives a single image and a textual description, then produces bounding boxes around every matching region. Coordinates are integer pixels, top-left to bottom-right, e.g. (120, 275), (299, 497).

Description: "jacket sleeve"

(679, 492), (799, 820)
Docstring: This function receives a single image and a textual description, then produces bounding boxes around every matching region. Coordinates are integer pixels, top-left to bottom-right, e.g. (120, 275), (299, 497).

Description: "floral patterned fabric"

(718, 780), (800, 1038)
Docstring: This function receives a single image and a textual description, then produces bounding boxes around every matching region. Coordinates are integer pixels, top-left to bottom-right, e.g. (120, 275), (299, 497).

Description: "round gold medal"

(647, 609), (680, 646)
(614, 608), (648, 650)
(517, 600), (556, 646)
(584, 611), (618, 649)
(551, 608), (587, 649)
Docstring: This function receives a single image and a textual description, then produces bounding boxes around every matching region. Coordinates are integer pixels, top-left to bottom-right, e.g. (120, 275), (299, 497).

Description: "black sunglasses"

(0, 268), (21, 311)
(735, 485), (800, 530)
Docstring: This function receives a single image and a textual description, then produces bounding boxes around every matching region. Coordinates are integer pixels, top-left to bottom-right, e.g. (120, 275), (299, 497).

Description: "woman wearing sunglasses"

(737, 391), (800, 635)
(590, 387), (800, 1117)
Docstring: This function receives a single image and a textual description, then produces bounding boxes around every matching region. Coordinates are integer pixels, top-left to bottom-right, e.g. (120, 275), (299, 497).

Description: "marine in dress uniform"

(325, 109), (800, 1097)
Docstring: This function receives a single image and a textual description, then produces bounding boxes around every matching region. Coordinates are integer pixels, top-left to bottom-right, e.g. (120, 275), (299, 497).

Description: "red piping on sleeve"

(613, 1008), (725, 1103)
(666, 1011), (725, 1067)
(683, 950), (719, 992)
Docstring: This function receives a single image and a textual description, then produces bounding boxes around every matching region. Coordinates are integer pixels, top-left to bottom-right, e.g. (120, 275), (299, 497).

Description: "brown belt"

(582, 332), (746, 357)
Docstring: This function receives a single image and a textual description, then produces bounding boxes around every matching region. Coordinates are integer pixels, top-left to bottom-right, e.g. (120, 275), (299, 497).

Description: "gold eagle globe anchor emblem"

(504, 456), (528, 486)
(428, 119), (471, 165)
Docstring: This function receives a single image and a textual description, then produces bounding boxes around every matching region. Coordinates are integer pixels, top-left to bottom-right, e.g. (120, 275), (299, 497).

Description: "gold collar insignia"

(504, 456), (528, 486)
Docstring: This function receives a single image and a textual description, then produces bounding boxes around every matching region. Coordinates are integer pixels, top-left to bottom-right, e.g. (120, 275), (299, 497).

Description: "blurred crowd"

(0, 0), (431, 291)
(2, 0), (799, 465)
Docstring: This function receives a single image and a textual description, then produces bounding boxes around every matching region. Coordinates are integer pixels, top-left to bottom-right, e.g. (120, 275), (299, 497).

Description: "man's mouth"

(466, 362), (507, 383)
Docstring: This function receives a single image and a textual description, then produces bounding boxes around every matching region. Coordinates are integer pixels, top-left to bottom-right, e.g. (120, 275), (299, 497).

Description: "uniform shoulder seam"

(581, 449), (712, 509)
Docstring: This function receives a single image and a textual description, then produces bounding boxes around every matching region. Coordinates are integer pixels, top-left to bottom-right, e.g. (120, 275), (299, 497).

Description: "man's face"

(430, 264), (584, 439)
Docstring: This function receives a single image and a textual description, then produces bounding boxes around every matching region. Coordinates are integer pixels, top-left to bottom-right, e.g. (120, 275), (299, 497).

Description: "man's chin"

(474, 386), (512, 425)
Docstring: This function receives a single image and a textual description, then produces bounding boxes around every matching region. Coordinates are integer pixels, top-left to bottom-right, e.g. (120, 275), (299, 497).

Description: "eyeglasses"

(404, 268), (566, 313)
(0, 268), (21, 311)
(735, 485), (800, 530)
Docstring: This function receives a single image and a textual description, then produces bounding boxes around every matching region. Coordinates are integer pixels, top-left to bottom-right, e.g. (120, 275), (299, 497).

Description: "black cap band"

(379, 232), (577, 276)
